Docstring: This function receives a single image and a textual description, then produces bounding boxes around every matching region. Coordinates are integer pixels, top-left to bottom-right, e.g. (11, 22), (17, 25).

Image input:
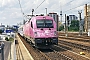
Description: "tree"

(69, 20), (79, 31)
(59, 25), (64, 31)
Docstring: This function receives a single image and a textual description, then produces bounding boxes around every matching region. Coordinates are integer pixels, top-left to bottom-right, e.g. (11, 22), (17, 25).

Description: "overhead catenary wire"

(64, 4), (84, 13)
(18, 0), (24, 16)
(59, 0), (75, 23)
(54, 0), (75, 14)
(63, 1), (90, 13)
(35, 0), (45, 10)
(18, 0), (26, 25)
(62, 0), (75, 7)
(34, 0), (45, 13)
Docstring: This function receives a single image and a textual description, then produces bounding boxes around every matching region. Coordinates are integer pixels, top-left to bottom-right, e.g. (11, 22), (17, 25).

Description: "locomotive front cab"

(34, 16), (58, 48)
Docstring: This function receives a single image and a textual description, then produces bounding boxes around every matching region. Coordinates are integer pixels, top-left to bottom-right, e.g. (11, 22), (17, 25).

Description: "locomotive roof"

(32, 16), (53, 20)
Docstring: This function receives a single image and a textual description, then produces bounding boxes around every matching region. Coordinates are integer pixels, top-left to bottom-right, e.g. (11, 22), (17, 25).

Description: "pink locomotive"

(23, 15), (58, 48)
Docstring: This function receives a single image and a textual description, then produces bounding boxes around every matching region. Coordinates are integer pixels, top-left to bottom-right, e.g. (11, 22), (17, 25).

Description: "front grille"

(35, 37), (58, 46)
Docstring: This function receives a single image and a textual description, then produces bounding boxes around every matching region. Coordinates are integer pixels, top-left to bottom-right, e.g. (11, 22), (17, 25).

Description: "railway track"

(58, 43), (90, 59)
(18, 33), (48, 60)
(54, 45), (90, 60)
(17, 33), (77, 60)
(58, 35), (90, 60)
(58, 39), (90, 58)
(58, 32), (90, 60)
(59, 36), (90, 42)
(59, 40), (90, 52)
(58, 32), (88, 37)
(39, 48), (74, 60)
(58, 32), (90, 52)
(17, 33), (90, 60)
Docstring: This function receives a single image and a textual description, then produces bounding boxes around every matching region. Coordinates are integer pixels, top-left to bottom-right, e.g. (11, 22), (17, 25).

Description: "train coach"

(18, 25), (24, 37)
(20, 15), (58, 48)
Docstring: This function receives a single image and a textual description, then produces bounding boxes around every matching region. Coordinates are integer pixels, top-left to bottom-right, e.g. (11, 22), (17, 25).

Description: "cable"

(18, 0), (26, 25)
(59, 0), (75, 11)
(18, 0), (24, 15)
(63, 1), (90, 13)
(51, 0), (75, 14)
(34, 0), (45, 13)
(64, 5), (84, 13)
(62, 0), (75, 7)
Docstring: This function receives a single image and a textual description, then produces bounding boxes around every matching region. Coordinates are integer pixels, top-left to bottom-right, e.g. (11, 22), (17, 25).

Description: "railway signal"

(32, 9), (34, 16)
(78, 11), (82, 35)
(65, 15), (70, 37)
(67, 16), (69, 25)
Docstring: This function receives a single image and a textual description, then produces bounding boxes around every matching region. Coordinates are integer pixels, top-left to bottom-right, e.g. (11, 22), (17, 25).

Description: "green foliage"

(9, 37), (14, 41)
(69, 20), (79, 31)
(59, 25), (64, 31)
(5, 37), (9, 41)
(5, 37), (14, 41)
(70, 20), (79, 27)
(58, 20), (82, 32)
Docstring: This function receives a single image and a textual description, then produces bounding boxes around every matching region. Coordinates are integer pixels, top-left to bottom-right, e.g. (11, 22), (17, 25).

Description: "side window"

(31, 21), (33, 28)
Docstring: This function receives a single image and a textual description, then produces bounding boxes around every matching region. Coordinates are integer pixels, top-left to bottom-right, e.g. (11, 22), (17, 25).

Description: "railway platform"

(8, 33), (34, 60)
(15, 34), (34, 60)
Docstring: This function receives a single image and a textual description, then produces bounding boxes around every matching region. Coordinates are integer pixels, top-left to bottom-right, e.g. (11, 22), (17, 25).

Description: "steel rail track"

(59, 40), (90, 52)
(18, 33), (51, 60)
(42, 50), (73, 60)
(36, 48), (74, 60)
(18, 33), (75, 60)
(18, 33), (90, 60)
(50, 48), (74, 60)
(54, 44), (90, 60)
(59, 36), (90, 42)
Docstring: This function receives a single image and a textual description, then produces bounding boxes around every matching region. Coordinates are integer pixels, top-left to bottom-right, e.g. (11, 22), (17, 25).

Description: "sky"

(0, 0), (90, 26)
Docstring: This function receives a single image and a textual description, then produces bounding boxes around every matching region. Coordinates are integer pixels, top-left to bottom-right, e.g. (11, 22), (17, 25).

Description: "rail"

(59, 40), (90, 52)
(50, 48), (74, 60)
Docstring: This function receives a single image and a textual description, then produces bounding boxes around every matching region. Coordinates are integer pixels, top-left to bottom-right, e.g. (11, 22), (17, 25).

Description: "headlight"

(54, 31), (57, 36)
(34, 32), (37, 34)
(34, 32), (37, 36)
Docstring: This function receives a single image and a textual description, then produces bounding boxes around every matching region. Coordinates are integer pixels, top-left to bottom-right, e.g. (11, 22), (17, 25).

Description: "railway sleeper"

(59, 36), (90, 42)
(59, 40), (90, 52)
(54, 51), (74, 60)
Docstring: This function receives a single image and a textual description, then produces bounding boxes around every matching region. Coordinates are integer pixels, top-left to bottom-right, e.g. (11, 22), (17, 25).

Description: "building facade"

(67, 15), (78, 26)
(69, 15), (78, 21)
(48, 13), (59, 31)
(0, 24), (5, 33)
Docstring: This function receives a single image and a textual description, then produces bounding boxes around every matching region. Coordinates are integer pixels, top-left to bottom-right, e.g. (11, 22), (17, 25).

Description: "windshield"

(36, 20), (53, 28)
